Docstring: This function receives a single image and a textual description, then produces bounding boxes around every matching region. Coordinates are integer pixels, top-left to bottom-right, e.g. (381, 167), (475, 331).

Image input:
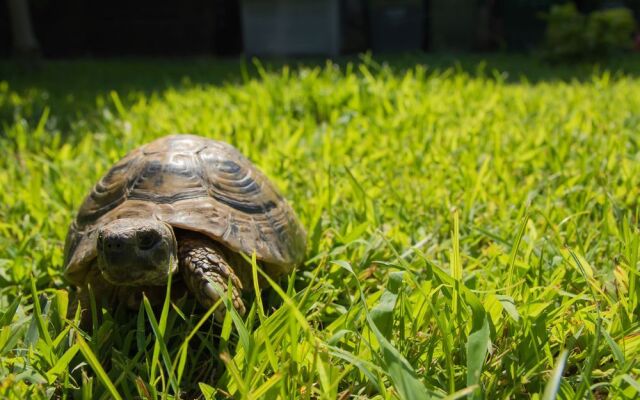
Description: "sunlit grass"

(0, 55), (639, 399)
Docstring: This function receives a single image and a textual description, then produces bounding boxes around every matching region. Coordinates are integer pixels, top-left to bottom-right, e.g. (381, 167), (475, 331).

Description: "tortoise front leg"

(178, 235), (246, 321)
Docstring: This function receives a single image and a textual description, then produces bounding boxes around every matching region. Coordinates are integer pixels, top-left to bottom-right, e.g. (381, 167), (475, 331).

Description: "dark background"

(2, 0), (640, 58)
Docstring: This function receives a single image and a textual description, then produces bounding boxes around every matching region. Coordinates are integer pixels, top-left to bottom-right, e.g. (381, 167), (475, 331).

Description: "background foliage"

(543, 4), (637, 62)
(0, 55), (639, 398)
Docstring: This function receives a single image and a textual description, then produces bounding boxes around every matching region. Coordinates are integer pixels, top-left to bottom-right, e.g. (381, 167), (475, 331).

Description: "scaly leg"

(178, 235), (246, 321)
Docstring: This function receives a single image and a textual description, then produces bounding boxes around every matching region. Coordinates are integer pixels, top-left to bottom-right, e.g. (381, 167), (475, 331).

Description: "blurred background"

(2, 0), (640, 62)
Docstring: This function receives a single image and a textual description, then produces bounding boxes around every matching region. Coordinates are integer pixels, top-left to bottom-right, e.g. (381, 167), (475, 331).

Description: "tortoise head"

(96, 218), (178, 286)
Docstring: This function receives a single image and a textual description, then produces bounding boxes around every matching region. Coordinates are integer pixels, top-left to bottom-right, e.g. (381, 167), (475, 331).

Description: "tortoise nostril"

(101, 234), (130, 255)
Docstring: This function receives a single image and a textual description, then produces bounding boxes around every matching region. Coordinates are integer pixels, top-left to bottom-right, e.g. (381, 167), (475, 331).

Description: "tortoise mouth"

(101, 265), (176, 286)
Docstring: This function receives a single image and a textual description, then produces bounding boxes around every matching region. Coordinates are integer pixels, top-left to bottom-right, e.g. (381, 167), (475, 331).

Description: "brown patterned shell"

(63, 134), (307, 285)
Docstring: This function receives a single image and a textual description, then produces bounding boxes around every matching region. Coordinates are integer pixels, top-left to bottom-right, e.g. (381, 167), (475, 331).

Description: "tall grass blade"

(466, 315), (490, 397)
(541, 349), (568, 400)
(76, 333), (123, 400)
(142, 295), (179, 395)
(370, 271), (404, 340)
(507, 214), (529, 295)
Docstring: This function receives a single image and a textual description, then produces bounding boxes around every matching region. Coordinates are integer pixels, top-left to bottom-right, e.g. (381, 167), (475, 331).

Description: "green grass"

(1, 54), (640, 399)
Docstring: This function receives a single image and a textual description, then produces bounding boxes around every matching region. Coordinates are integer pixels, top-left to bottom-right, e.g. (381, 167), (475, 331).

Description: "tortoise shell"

(64, 134), (307, 285)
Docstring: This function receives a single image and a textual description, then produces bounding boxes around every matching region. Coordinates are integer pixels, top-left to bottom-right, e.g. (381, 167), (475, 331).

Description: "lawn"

(0, 54), (639, 399)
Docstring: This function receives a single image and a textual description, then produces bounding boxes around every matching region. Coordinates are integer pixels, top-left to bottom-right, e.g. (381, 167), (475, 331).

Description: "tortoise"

(63, 134), (306, 321)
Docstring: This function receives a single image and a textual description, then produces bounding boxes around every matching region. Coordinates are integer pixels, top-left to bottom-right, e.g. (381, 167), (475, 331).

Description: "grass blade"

(76, 333), (123, 400)
(370, 271), (404, 340)
(334, 260), (430, 400)
(142, 296), (179, 395)
(466, 315), (490, 396)
(507, 214), (529, 295)
(46, 343), (80, 384)
(542, 349), (568, 400)
(0, 295), (21, 328)
(29, 275), (53, 347)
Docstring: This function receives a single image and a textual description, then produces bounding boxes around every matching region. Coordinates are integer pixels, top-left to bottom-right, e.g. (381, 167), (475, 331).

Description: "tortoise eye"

(138, 231), (161, 250)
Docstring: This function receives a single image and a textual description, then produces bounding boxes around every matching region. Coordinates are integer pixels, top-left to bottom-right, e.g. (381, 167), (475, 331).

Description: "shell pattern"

(64, 134), (307, 285)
